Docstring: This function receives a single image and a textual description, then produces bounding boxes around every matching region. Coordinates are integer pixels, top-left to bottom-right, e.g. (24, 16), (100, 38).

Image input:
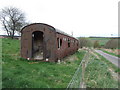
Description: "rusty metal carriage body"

(21, 23), (79, 62)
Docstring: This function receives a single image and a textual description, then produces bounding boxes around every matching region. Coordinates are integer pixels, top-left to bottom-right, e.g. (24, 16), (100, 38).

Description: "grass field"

(85, 56), (119, 88)
(1, 38), (119, 88)
(2, 38), (85, 88)
(0, 38), (2, 89)
(88, 37), (111, 46)
(95, 52), (120, 74)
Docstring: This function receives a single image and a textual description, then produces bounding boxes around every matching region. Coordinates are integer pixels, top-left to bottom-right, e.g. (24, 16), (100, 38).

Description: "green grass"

(2, 38), (86, 88)
(85, 57), (118, 88)
(0, 39), (2, 89)
(101, 49), (120, 58)
(2, 38), (119, 88)
(95, 52), (120, 74)
(88, 37), (111, 46)
(2, 38), (20, 55)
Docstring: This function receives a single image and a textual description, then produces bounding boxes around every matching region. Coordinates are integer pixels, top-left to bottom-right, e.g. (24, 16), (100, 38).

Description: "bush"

(79, 37), (93, 48)
(94, 40), (100, 48)
(104, 39), (118, 49)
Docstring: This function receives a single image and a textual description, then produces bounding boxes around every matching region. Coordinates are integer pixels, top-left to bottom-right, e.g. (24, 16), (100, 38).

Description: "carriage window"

(57, 38), (59, 48)
(60, 39), (62, 46)
(77, 43), (78, 46)
(74, 40), (75, 45)
(68, 39), (70, 47)
(57, 38), (62, 49)
(64, 38), (66, 41)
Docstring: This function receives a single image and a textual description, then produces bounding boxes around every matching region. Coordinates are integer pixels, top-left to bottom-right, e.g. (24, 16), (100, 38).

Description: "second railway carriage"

(21, 23), (79, 62)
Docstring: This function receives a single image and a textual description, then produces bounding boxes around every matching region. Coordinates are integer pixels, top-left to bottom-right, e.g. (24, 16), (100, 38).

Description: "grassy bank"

(0, 38), (2, 89)
(88, 37), (110, 46)
(101, 49), (120, 58)
(95, 52), (120, 74)
(2, 38), (85, 88)
(2, 38), (20, 55)
(85, 57), (118, 88)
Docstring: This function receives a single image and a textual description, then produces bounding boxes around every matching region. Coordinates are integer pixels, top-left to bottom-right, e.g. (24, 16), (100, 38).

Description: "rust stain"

(21, 23), (79, 62)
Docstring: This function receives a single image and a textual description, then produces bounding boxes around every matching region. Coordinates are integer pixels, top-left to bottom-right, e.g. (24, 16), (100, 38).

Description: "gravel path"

(95, 50), (120, 68)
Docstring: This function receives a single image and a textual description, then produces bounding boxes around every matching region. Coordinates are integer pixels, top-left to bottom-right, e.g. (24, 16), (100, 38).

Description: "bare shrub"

(94, 40), (100, 48)
(104, 39), (118, 49)
(79, 37), (93, 48)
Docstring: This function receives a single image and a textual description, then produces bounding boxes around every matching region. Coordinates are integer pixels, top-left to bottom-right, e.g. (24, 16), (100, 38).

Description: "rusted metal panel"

(21, 23), (56, 62)
(56, 33), (79, 60)
(21, 23), (79, 62)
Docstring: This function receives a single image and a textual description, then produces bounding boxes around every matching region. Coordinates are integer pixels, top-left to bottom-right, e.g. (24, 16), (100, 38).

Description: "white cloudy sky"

(0, 0), (119, 37)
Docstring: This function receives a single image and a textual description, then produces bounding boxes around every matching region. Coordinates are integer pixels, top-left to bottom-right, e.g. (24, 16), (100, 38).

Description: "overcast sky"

(0, 0), (119, 37)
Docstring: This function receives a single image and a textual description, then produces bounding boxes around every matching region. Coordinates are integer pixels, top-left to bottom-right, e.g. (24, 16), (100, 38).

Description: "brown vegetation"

(93, 40), (100, 48)
(79, 37), (93, 48)
(104, 39), (118, 49)
(103, 49), (120, 55)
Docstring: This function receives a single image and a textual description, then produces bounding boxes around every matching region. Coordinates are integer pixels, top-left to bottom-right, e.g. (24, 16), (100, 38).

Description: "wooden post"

(80, 60), (86, 88)
(82, 61), (85, 83)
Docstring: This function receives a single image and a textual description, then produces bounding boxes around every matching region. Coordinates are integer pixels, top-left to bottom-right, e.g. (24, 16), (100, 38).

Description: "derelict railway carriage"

(21, 23), (79, 62)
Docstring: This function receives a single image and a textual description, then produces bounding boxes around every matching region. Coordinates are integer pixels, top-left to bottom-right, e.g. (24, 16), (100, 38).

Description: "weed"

(85, 57), (118, 88)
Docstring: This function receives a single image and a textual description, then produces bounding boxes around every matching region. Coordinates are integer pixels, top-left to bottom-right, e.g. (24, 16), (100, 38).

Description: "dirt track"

(95, 50), (120, 68)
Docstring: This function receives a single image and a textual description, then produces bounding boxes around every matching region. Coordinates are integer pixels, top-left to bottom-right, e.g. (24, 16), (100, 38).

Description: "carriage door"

(32, 31), (44, 60)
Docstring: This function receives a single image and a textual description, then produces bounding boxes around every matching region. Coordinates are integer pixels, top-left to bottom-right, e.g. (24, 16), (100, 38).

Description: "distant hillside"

(89, 36), (120, 39)
(0, 35), (21, 40)
(88, 37), (111, 46)
(78, 37), (119, 47)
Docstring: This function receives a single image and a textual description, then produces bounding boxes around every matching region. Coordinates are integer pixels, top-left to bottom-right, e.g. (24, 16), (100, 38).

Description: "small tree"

(94, 40), (100, 48)
(105, 39), (118, 49)
(79, 37), (93, 48)
(0, 7), (26, 39)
